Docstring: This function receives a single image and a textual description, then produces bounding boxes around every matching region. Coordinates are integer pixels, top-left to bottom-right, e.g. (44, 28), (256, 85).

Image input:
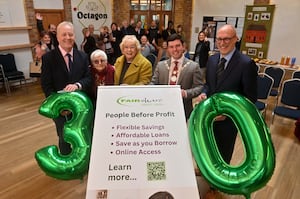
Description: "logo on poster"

(117, 96), (163, 106)
(74, 0), (108, 26)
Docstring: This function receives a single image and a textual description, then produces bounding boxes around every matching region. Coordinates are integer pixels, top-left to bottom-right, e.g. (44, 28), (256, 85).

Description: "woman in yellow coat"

(114, 35), (152, 85)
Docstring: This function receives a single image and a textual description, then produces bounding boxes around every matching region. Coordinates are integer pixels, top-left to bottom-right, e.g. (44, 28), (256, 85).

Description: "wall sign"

(71, 0), (112, 48)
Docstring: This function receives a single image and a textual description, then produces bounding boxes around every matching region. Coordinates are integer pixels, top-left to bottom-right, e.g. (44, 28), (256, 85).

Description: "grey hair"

(56, 21), (74, 35)
(90, 49), (107, 61)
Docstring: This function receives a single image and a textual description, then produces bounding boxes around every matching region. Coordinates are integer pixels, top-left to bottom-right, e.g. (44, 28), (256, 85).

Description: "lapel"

(54, 49), (69, 74)
(123, 53), (143, 80)
(177, 58), (191, 84)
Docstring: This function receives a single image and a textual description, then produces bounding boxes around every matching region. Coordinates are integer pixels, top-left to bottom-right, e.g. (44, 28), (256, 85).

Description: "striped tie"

(216, 57), (226, 81)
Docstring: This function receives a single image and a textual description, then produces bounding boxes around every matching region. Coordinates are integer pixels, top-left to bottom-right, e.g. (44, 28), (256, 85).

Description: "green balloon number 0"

(35, 91), (94, 180)
(189, 92), (275, 199)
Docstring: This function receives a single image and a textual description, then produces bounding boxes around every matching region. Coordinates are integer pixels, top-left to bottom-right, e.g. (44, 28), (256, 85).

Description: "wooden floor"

(0, 83), (299, 199)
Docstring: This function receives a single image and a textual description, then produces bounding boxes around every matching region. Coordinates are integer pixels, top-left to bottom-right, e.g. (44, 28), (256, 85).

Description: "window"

(130, 0), (173, 31)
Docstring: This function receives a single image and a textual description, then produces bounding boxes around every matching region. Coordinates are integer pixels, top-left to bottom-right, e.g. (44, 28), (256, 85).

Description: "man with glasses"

(195, 24), (257, 199)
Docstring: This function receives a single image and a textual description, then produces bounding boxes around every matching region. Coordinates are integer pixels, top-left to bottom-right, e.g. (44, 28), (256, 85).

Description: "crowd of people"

(35, 13), (257, 199)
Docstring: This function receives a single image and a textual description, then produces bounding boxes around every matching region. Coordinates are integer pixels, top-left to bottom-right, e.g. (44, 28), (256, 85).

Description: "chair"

(146, 53), (157, 74)
(292, 70), (300, 79)
(264, 66), (285, 97)
(0, 53), (26, 95)
(255, 73), (274, 117)
(255, 64), (260, 73)
(0, 64), (10, 94)
(272, 79), (300, 123)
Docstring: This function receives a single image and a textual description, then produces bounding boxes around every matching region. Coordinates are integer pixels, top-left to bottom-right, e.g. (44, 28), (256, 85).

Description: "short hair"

(90, 49), (107, 61)
(167, 33), (184, 45)
(82, 27), (89, 35)
(149, 191), (174, 199)
(57, 21), (74, 35)
(119, 35), (141, 51)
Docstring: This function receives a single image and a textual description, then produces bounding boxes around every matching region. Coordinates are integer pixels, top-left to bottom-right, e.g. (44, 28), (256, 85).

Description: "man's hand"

(195, 93), (207, 103)
(63, 84), (79, 92)
(214, 115), (227, 121)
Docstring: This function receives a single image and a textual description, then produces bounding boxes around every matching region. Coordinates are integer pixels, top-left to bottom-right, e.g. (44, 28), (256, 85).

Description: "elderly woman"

(90, 49), (115, 100)
(114, 35), (152, 85)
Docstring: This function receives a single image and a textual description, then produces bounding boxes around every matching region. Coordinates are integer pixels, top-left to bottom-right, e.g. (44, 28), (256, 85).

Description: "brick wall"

(174, 0), (193, 50)
(25, 0), (193, 51)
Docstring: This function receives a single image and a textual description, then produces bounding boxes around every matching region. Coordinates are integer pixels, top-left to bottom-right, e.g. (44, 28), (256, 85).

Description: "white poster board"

(0, 1), (11, 26)
(86, 86), (199, 199)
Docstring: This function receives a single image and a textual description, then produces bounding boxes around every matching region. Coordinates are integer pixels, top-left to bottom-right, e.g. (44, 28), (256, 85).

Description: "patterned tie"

(216, 57), (226, 81)
(170, 61), (178, 85)
(66, 53), (73, 72)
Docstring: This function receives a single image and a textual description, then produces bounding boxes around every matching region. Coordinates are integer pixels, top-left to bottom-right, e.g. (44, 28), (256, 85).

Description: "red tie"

(170, 61), (178, 85)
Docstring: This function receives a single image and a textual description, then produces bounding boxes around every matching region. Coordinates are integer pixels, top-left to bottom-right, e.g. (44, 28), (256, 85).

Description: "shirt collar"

(171, 54), (185, 66)
(59, 45), (73, 57)
(220, 47), (235, 68)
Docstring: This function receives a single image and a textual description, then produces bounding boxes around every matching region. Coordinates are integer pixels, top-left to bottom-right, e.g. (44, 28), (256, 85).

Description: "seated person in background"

(114, 35), (152, 85)
(153, 40), (169, 62)
(90, 49), (115, 102)
(34, 31), (55, 61)
(140, 35), (156, 57)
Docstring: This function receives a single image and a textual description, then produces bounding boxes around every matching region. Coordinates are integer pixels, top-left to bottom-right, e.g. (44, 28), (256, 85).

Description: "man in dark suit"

(41, 21), (92, 155)
(196, 24), (257, 199)
(150, 33), (203, 120)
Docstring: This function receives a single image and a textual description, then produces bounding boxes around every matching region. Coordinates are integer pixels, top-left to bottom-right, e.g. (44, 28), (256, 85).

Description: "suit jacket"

(150, 58), (203, 119)
(41, 48), (92, 97)
(114, 52), (152, 85)
(203, 49), (257, 163)
(204, 49), (257, 103)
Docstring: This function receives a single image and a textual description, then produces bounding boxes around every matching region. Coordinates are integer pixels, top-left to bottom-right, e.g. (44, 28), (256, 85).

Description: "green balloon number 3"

(35, 91), (94, 180)
(189, 92), (275, 199)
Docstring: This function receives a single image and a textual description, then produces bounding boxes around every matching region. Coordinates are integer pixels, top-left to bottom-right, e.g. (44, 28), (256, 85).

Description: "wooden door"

(34, 9), (65, 29)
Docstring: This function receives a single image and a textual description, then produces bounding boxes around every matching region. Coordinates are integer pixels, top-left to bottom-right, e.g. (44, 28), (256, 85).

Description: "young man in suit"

(41, 21), (92, 155)
(150, 33), (203, 120)
(196, 24), (257, 199)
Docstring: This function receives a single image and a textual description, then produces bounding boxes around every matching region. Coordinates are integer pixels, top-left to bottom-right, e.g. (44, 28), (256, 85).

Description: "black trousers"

(213, 117), (238, 164)
(53, 114), (72, 155)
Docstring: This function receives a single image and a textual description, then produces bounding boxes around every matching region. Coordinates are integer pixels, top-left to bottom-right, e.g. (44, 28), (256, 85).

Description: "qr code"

(147, 161), (166, 181)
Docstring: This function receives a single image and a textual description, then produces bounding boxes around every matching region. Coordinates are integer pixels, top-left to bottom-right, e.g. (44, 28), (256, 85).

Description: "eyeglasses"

(93, 59), (107, 64)
(215, 36), (235, 43)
